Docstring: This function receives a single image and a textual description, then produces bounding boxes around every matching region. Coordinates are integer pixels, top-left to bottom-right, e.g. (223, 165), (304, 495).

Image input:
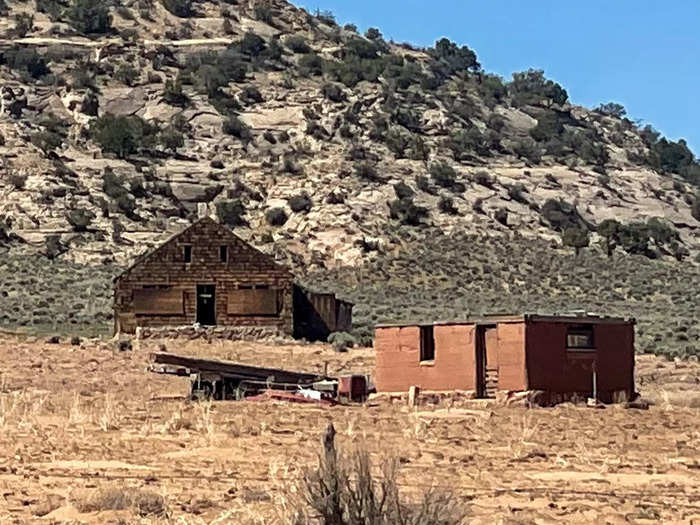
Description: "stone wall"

(135, 324), (290, 342)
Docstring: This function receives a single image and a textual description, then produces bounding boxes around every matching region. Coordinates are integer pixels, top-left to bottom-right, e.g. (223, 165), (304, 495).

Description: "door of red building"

(475, 325), (498, 398)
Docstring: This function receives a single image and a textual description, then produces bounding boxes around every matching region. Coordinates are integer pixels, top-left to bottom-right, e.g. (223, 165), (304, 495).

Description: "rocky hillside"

(0, 0), (699, 355)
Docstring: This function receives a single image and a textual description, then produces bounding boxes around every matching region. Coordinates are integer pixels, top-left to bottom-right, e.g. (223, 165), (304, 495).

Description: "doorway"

(475, 325), (498, 398)
(196, 285), (216, 326)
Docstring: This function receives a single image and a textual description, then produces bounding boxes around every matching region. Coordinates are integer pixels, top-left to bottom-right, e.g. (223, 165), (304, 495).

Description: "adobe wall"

(525, 321), (635, 399)
(115, 219), (294, 335)
(495, 322), (528, 391)
(374, 324), (477, 392)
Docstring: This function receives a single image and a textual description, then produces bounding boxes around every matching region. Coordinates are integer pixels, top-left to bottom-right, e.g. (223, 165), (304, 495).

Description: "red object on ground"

(245, 389), (338, 406)
(338, 375), (368, 402)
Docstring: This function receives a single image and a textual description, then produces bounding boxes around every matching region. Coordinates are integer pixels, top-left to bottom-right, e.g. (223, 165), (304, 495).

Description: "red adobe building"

(374, 313), (636, 403)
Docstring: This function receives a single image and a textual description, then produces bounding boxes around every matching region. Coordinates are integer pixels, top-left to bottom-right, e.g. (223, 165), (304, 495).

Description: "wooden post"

(592, 360), (598, 402)
(408, 385), (420, 408)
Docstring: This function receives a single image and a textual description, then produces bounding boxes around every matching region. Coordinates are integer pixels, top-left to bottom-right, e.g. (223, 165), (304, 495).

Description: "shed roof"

(375, 312), (636, 329)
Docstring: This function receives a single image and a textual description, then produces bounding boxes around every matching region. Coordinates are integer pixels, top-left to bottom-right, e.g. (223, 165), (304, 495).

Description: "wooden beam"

(149, 352), (329, 384)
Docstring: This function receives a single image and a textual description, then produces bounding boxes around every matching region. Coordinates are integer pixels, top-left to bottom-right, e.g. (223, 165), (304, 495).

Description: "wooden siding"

(133, 288), (184, 315)
(292, 287), (354, 341)
(227, 289), (279, 316)
(114, 217), (294, 335)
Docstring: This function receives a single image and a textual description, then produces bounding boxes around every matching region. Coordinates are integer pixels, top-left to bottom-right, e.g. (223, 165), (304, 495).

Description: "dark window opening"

(420, 325), (435, 362)
(184, 245), (192, 263)
(567, 325), (595, 350)
(220, 245), (228, 263)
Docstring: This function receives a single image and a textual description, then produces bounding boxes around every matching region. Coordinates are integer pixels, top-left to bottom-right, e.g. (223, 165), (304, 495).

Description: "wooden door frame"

(196, 284), (217, 326)
(475, 324), (497, 398)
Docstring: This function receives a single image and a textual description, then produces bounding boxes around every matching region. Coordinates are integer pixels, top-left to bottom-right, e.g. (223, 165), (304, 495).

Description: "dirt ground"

(0, 336), (698, 524)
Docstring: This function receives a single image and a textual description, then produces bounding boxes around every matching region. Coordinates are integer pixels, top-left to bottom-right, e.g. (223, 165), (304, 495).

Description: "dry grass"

(75, 487), (168, 517)
(0, 336), (696, 523)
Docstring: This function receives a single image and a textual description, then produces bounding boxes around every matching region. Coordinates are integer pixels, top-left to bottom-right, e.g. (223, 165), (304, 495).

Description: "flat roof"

(375, 313), (636, 329)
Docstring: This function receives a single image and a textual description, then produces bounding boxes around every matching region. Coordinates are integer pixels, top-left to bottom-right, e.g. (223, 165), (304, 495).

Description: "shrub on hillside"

(478, 74), (508, 109)
(692, 192), (700, 222)
(13, 13), (34, 37)
(447, 127), (487, 159)
(90, 114), (158, 158)
(162, 0), (192, 17)
(31, 131), (64, 153)
(507, 183), (528, 204)
(595, 102), (627, 118)
(158, 126), (184, 152)
(509, 69), (568, 107)
(561, 227), (589, 256)
(428, 37), (480, 80)
(494, 207), (508, 226)
(162, 78), (188, 106)
(285, 35), (311, 54)
(81, 91), (99, 115)
(222, 116), (251, 141)
(66, 0), (112, 34)
(430, 162), (458, 189)
(238, 32), (266, 57)
(288, 193), (313, 213)
(321, 82), (345, 102)
(354, 162), (381, 182)
(8, 173), (27, 190)
(36, 0), (62, 19)
(473, 170), (495, 188)
(298, 53), (324, 77)
(67, 209), (96, 232)
(415, 175), (435, 195)
(439, 195), (459, 215)
(253, 5), (272, 23)
(540, 198), (590, 232)
(4, 48), (50, 79)
(265, 207), (288, 226)
(513, 137), (542, 164)
(389, 197), (429, 226)
(240, 85), (264, 104)
(384, 127), (411, 159)
(216, 199), (247, 227)
(393, 182), (414, 200)
(115, 64), (139, 86)
(530, 111), (565, 142)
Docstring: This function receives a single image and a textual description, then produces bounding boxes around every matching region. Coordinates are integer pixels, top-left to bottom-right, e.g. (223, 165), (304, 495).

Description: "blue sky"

(292, 1), (699, 154)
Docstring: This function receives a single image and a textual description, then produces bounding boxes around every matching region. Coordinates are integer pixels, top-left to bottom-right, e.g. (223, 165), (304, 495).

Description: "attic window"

(220, 245), (228, 263)
(184, 245), (192, 263)
(566, 325), (594, 350)
(420, 326), (435, 362)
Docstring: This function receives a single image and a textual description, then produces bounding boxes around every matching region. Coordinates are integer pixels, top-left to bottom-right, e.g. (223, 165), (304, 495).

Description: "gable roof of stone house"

(113, 216), (293, 283)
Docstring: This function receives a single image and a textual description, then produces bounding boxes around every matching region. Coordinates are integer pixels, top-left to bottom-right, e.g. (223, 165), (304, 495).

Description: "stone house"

(113, 217), (352, 339)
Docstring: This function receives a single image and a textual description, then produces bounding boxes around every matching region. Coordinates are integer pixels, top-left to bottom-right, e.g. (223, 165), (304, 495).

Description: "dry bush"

(288, 424), (464, 525)
(76, 487), (168, 517)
